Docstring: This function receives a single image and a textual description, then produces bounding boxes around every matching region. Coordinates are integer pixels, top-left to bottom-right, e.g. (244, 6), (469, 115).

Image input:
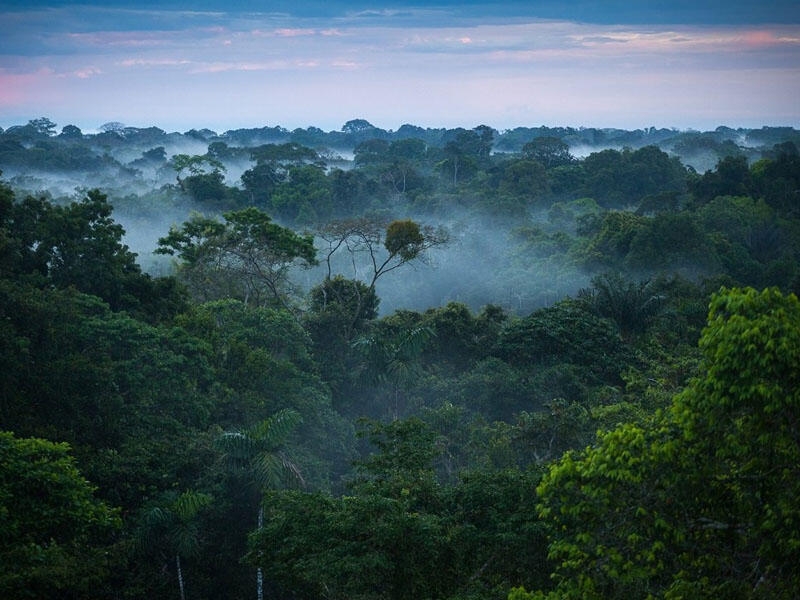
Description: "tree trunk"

(257, 504), (264, 600)
(176, 554), (186, 600)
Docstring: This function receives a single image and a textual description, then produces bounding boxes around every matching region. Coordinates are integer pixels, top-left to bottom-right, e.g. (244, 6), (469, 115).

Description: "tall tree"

(216, 409), (304, 600)
(315, 216), (446, 337)
(518, 287), (800, 599)
(135, 491), (213, 600)
(156, 207), (317, 310)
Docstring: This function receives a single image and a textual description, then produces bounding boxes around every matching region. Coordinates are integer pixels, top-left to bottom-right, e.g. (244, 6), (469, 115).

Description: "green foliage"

(0, 280), (216, 512)
(136, 490), (213, 560)
(577, 210), (646, 268)
(1, 188), (186, 320)
(3, 124), (800, 600)
(317, 216), (448, 295)
(385, 218), (425, 260)
(269, 164), (332, 224)
(250, 417), (549, 600)
(305, 276), (379, 398)
(418, 302), (496, 372)
(309, 275), (379, 324)
(171, 152), (225, 177)
(581, 146), (687, 208)
(531, 287), (800, 599)
(497, 159), (549, 203)
(0, 431), (120, 598)
(626, 211), (717, 272)
(176, 299), (353, 488)
(673, 287), (800, 578)
(690, 154), (752, 204)
(217, 408), (304, 491)
(497, 299), (630, 383)
(579, 272), (666, 340)
(157, 207), (316, 308)
(522, 136), (574, 168)
(134, 489), (213, 600)
(354, 322), (435, 419)
(181, 171), (238, 207)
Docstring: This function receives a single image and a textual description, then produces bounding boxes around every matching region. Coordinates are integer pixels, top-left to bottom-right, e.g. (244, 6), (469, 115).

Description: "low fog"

(2, 119), (796, 317)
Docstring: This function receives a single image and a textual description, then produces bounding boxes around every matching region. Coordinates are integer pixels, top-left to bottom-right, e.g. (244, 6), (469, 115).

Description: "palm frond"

(247, 408), (303, 447)
(172, 490), (213, 521)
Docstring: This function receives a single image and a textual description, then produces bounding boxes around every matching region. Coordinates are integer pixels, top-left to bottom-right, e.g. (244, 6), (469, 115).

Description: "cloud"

(119, 58), (192, 68)
(71, 66), (102, 79)
(1, 4), (798, 132)
(274, 28), (317, 37)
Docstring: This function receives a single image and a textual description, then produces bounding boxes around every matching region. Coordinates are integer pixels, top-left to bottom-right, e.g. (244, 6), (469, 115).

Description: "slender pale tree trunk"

(176, 554), (186, 600)
(257, 504), (264, 600)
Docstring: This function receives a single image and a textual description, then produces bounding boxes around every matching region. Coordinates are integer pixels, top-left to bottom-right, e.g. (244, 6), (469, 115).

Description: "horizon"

(2, 116), (797, 138)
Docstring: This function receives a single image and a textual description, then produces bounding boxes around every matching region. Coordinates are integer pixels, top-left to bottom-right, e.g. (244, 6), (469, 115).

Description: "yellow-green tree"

(516, 287), (800, 599)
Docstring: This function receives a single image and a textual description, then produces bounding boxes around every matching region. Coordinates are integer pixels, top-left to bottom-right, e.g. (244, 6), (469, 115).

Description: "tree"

(59, 124), (83, 139)
(0, 431), (120, 598)
(135, 491), (213, 600)
(2, 188), (187, 320)
(625, 211), (717, 272)
(497, 299), (630, 384)
(318, 216), (447, 290)
(354, 138), (391, 167)
(27, 117), (57, 137)
(690, 154), (752, 205)
(522, 287), (800, 599)
(354, 324), (435, 419)
(751, 142), (800, 215)
(156, 207), (317, 309)
(100, 121), (126, 133)
(252, 417), (448, 600)
(269, 164), (332, 224)
(314, 216), (446, 340)
(342, 118), (377, 134)
(182, 171), (231, 205)
(439, 131), (480, 186)
(498, 159), (549, 203)
(581, 146), (688, 208)
(171, 153), (223, 177)
(241, 162), (280, 207)
(579, 272), (666, 340)
(577, 210), (647, 269)
(522, 136), (574, 168)
(341, 119), (386, 144)
(250, 418), (550, 600)
(216, 409), (304, 600)
(305, 275), (380, 395)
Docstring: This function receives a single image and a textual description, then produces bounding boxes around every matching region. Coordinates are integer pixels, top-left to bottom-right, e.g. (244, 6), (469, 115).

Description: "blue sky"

(2, 1), (799, 133)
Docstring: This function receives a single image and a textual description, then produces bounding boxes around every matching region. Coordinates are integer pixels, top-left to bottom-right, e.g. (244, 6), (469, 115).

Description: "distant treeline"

(2, 116), (798, 162)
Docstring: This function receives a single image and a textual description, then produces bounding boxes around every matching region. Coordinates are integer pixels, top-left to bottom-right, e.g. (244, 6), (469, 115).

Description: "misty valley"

(1, 117), (799, 599)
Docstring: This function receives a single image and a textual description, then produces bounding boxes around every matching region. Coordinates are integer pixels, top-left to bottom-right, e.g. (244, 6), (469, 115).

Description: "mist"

(2, 118), (797, 318)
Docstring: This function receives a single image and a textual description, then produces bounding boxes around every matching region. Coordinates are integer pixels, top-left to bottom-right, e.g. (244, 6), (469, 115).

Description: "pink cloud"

(72, 67), (102, 79)
(274, 28), (317, 37)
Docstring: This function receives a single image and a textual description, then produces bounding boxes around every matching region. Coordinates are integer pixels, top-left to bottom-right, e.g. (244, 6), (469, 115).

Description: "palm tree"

(581, 272), (666, 341)
(136, 490), (213, 600)
(354, 326), (434, 419)
(216, 408), (304, 600)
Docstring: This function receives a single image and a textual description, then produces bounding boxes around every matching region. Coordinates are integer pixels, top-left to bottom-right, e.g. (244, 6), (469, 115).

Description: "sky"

(1, 1), (799, 134)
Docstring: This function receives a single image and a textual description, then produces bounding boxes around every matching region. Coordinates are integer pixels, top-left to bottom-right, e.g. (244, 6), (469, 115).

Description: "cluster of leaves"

(514, 288), (800, 599)
(250, 418), (549, 600)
